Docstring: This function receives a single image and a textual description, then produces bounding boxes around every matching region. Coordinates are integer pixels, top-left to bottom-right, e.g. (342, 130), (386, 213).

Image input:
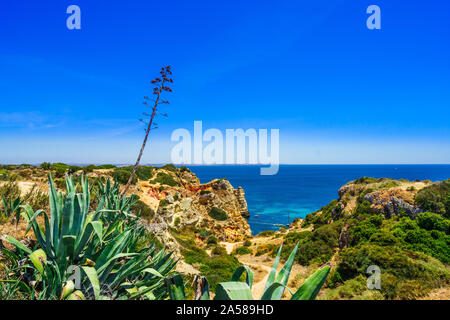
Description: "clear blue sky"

(0, 0), (449, 164)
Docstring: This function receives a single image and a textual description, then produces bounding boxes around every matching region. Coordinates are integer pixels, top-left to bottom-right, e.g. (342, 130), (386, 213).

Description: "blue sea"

(188, 165), (450, 235)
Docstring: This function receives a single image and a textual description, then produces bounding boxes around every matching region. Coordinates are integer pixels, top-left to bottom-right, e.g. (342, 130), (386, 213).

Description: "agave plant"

(1, 195), (22, 225)
(1, 174), (176, 300)
(166, 243), (330, 300)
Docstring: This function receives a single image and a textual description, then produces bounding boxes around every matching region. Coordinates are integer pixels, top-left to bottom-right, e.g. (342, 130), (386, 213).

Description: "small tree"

(121, 66), (173, 196)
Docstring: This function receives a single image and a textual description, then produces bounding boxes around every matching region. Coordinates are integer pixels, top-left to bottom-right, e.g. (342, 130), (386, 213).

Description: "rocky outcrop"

(363, 190), (423, 218)
(334, 178), (429, 219)
(138, 168), (252, 246)
(234, 187), (250, 219)
(338, 227), (349, 249)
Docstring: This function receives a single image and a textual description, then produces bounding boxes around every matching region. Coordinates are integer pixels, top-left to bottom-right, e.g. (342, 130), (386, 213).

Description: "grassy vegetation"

(256, 230), (275, 237)
(160, 164), (178, 172)
(171, 227), (241, 291)
(232, 246), (253, 255)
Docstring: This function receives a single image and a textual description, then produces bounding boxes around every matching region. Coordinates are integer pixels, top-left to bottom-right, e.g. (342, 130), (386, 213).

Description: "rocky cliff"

(133, 167), (252, 257)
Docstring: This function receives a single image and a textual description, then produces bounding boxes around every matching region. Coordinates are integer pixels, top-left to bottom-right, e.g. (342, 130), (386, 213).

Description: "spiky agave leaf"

(60, 280), (75, 300)
(66, 290), (86, 300)
(290, 263), (331, 300)
(29, 249), (47, 275)
(231, 265), (254, 289)
(261, 242), (299, 300)
(165, 275), (186, 300)
(214, 282), (253, 300)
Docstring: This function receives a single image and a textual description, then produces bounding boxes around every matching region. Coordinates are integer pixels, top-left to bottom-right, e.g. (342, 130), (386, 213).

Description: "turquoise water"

(188, 165), (450, 235)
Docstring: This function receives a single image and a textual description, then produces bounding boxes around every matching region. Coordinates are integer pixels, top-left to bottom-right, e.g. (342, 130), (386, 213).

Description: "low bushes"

(152, 172), (179, 187)
(233, 246), (253, 255)
(415, 179), (450, 217)
(208, 207), (228, 221)
(112, 169), (137, 185)
(131, 199), (155, 221)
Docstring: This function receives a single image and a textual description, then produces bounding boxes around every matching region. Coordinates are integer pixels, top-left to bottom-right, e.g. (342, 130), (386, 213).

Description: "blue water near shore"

(188, 165), (450, 235)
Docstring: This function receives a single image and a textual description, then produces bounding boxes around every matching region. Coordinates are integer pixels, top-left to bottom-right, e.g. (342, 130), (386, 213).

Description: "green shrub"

(255, 244), (278, 256)
(275, 225), (340, 265)
(131, 199), (155, 221)
(180, 166), (190, 172)
(295, 223), (340, 265)
(174, 217), (181, 226)
(256, 230), (275, 237)
(233, 246), (253, 255)
(200, 190), (211, 195)
(40, 162), (51, 170)
(152, 172), (179, 187)
(368, 231), (399, 246)
(302, 200), (338, 228)
(211, 245), (227, 256)
(208, 207), (228, 221)
(243, 240), (252, 247)
(159, 199), (170, 207)
(391, 215), (450, 263)
(95, 164), (117, 169)
(199, 255), (241, 291)
(83, 164), (96, 173)
(415, 179), (450, 217)
(336, 243), (450, 295)
(135, 166), (154, 180)
(416, 211), (449, 233)
(352, 177), (380, 185)
(69, 165), (82, 173)
(199, 229), (210, 239)
(111, 169), (137, 185)
(161, 164), (178, 172)
(206, 236), (218, 245)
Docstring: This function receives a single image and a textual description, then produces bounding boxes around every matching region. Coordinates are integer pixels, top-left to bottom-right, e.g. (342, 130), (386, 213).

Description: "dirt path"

(176, 260), (200, 275)
(245, 262), (272, 299)
(219, 241), (241, 254)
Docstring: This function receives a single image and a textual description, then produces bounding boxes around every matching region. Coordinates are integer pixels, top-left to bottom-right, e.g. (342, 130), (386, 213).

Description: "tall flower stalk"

(121, 66), (173, 197)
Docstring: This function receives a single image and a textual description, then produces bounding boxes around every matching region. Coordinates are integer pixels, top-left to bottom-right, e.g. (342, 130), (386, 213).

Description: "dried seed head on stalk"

(120, 66), (173, 197)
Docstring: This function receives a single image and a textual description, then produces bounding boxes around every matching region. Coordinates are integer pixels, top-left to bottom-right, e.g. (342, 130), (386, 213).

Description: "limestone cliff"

(134, 167), (252, 257)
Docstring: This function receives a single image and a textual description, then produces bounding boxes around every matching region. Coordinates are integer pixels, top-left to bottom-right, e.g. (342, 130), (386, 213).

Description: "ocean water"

(188, 165), (450, 235)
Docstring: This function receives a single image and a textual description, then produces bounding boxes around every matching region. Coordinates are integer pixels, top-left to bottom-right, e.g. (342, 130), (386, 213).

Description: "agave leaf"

(61, 280), (75, 300)
(270, 242), (299, 299)
(291, 263), (331, 300)
(29, 249), (47, 275)
(3, 236), (32, 254)
(263, 245), (282, 294)
(231, 265), (254, 289)
(214, 282), (253, 300)
(261, 282), (287, 300)
(81, 266), (100, 300)
(141, 267), (164, 278)
(66, 290), (86, 300)
(62, 235), (76, 260)
(95, 230), (131, 269)
(166, 275), (186, 300)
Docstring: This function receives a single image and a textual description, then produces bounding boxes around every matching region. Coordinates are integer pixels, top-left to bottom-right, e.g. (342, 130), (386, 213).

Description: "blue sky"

(0, 0), (449, 164)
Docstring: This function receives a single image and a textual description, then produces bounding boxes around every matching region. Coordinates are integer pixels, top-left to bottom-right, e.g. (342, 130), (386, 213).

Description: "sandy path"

(245, 262), (272, 299)
(219, 241), (241, 254)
